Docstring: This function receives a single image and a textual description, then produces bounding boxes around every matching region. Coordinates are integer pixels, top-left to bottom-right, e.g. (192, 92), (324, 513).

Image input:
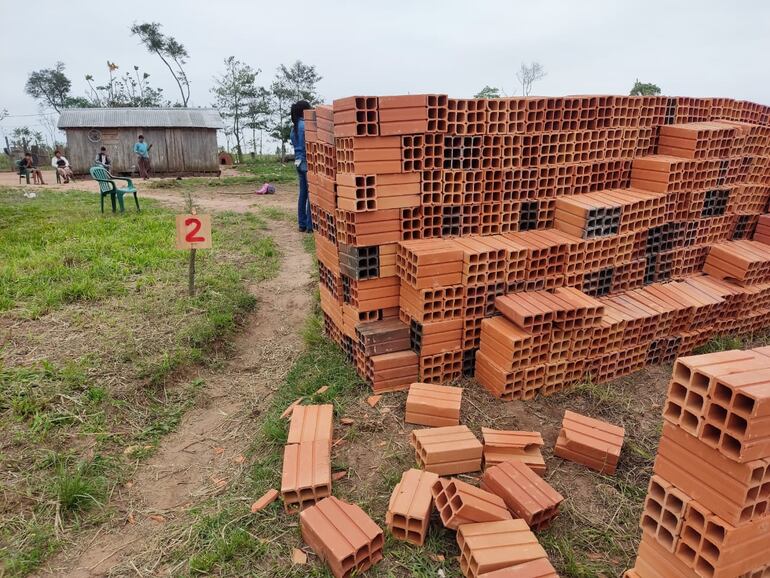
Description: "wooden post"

(176, 192), (211, 297)
(188, 206), (197, 297)
(188, 248), (196, 297)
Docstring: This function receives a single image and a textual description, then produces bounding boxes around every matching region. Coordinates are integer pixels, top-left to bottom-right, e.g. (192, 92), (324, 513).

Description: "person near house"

(51, 150), (74, 183)
(134, 135), (152, 179)
(94, 146), (112, 172)
(290, 100), (312, 232)
(20, 152), (46, 184)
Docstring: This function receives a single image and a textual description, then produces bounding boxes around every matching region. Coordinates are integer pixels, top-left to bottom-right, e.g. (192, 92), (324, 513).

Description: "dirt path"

(33, 187), (314, 577)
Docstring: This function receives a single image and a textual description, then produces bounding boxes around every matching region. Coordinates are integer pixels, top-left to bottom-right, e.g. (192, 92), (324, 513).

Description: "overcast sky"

(2, 0), (769, 147)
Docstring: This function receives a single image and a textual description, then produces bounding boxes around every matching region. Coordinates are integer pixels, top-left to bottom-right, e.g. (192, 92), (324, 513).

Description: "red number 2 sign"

(185, 217), (206, 243)
(176, 214), (212, 249)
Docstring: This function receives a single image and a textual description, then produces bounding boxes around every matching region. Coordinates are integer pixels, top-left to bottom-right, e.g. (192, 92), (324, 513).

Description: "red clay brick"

(287, 404), (334, 448)
(405, 382), (463, 427)
(481, 460), (564, 530)
(481, 428), (546, 475)
(300, 496), (383, 578)
(385, 468), (438, 545)
(553, 410), (625, 474)
(432, 477), (512, 530)
(457, 519), (550, 578)
(411, 425), (483, 475)
(281, 440), (331, 513)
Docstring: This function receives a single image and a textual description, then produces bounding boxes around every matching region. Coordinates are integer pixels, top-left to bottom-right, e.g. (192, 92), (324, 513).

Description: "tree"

(0, 109), (7, 122)
(475, 86), (502, 99)
(630, 79), (662, 96)
(245, 87), (271, 155)
(130, 22), (190, 106)
(85, 62), (166, 107)
(25, 62), (74, 112)
(516, 62), (546, 96)
(10, 127), (45, 152)
(211, 57), (260, 163)
(268, 61), (323, 158)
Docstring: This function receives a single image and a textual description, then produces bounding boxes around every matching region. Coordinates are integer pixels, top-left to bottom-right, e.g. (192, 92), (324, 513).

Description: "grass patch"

(258, 206), (292, 222)
(0, 186), (282, 575)
(235, 155), (297, 184)
(694, 334), (744, 354)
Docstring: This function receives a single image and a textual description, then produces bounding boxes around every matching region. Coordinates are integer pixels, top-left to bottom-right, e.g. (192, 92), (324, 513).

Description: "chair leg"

(110, 193), (117, 213)
(134, 192), (140, 211)
(117, 193), (126, 213)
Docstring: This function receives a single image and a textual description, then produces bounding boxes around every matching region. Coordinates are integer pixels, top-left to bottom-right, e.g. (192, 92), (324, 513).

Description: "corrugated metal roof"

(57, 108), (224, 129)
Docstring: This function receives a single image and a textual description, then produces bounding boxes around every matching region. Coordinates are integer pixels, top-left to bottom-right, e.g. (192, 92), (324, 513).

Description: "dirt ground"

(23, 178), (315, 577)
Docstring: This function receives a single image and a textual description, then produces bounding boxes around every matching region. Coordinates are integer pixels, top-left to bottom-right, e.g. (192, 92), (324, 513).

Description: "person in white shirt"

(51, 150), (74, 183)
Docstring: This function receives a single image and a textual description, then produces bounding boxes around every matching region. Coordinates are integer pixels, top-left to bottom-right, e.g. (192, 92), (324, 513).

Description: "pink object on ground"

(256, 183), (276, 194)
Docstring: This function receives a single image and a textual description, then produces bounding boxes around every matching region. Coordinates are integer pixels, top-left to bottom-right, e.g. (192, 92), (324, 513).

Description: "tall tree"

(85, 63), (166, 107)
(630, 79), (662, 96)
(0, 109), (7, 121)
(268, 61), (322, 158)
(246, 87), (271, 155)
(130, 22), (190, 106)
(516, 62), (546, 96)
(475, 86), (502, 99)
(25, 62), (73, 112)
(211, 57), (259, 163)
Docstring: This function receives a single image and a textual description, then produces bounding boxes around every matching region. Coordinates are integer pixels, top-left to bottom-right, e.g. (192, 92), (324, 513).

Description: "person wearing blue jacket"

(290, 100), (312, 232)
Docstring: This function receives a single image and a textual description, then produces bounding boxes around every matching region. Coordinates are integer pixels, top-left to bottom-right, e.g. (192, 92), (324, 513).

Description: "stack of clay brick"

(307, 94), (770, 395)
(281, 403), (386, 577)
(626, 346), (770, 578)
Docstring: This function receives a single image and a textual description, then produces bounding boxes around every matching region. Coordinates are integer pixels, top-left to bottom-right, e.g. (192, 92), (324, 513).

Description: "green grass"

(140, 302), (459, 576)
(235, 155), (298, 183)
(0, 186), (282, 575)
(694, 334), (745, 354)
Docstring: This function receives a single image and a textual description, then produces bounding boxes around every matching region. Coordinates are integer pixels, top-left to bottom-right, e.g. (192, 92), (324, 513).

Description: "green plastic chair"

(89, 166), (139, 213)
(16, 160), (31, 184)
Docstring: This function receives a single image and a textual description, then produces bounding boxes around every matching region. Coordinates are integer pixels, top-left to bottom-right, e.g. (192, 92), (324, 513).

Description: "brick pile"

(626, 346), (770, 577)
(307, 94), (770, 397)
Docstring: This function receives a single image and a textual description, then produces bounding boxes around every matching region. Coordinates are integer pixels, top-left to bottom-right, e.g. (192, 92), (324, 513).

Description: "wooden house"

(57, 108), (224, 176)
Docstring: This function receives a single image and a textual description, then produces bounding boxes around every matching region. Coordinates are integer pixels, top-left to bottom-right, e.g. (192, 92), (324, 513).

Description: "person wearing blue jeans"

(290, 100), (312, 232)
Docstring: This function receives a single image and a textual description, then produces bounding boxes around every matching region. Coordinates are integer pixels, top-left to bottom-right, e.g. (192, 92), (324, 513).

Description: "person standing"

(95, 146), (112, 172)
(290, 100), (312, 232)
(134, 135), (152, 180)
(51, 150), (74, 183)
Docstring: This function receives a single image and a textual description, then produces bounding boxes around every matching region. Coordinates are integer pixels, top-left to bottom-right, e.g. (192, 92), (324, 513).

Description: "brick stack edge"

(307, 94), (770, 397)
(625, 346), (770, 577)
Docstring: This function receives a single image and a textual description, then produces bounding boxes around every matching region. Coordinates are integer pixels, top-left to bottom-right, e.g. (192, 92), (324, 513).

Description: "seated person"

(19, 152), (46, 184)
(94, 147), (112, 172)
(51, 150), (74, 183)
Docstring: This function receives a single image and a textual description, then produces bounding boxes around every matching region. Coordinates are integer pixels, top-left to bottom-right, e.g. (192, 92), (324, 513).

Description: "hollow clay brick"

(287, 404), (334, 448)
(300, 496), (384, 578)
(653, 422), (769, 526)
(411, 425), (483, 475)
(481, 460), (564, 530)
(405, 382), (463, 427)
(385, 468), (438, 545)
(281, 440), (331, 513)
(482, 428), (546, 475)
(553, 410), (625, 474)
(477, 558), (559, 577)
(457, 519), (550, 578)
(431, 477), (512, 530)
